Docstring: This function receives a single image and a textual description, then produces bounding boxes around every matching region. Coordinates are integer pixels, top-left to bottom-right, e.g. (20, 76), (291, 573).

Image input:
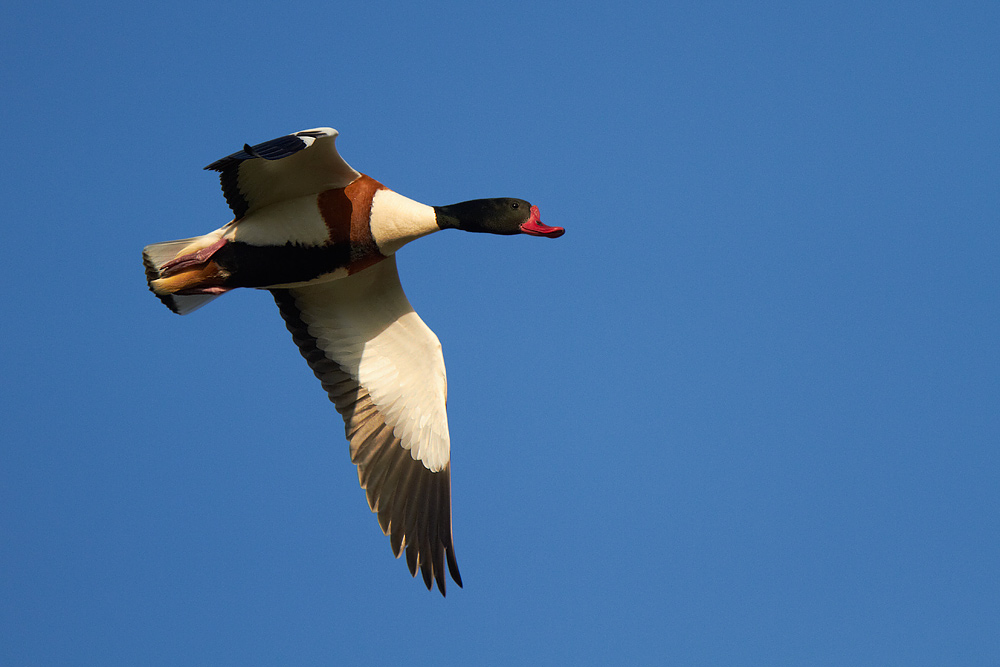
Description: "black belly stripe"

(213, 241), (352, 288)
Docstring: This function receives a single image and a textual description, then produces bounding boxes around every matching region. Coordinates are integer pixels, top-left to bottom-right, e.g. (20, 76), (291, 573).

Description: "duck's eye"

(511, 202), (519, 209)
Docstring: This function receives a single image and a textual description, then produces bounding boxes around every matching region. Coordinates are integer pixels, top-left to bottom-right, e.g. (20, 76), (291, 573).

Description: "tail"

(142, 235), (230, 315)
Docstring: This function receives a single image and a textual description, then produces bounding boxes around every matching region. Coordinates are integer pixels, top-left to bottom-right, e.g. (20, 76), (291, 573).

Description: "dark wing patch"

(272, 288), (462, 596)
(205, 133), (316, 170)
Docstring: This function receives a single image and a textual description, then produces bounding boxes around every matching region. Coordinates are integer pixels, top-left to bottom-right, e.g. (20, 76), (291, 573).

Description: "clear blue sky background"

(2, 1), (997, 664)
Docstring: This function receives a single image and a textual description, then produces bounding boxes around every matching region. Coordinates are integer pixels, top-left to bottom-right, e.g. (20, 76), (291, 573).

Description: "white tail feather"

(143, 237), (225, 315)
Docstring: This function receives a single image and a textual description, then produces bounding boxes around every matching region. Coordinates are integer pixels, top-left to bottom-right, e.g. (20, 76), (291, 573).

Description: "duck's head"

(434, 198), (565, 238)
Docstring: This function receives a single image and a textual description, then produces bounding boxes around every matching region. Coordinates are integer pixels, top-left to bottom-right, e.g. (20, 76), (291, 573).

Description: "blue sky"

(2, 1), (998, 664)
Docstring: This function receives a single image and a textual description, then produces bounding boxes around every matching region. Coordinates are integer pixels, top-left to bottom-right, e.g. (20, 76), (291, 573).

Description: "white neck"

(368, 189), (440, 256)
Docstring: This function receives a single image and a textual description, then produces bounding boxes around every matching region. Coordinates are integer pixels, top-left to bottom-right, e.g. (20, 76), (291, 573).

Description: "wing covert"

(205, 127), (362, 219)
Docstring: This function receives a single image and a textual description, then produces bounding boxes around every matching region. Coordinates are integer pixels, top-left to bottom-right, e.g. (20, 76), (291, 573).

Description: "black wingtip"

(447, 549), (463, 588)
(406, 543), (419, 578)
(420, 557), (434, 591)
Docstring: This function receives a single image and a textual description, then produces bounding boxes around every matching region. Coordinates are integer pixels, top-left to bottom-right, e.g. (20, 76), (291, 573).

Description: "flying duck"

(142, 127), (564, 595)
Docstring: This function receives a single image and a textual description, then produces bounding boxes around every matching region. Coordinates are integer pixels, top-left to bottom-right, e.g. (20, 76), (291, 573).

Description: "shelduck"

(142, 127), (564, 595)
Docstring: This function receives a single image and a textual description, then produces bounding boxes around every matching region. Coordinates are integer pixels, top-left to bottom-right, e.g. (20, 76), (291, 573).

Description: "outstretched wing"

(271, 257), (462, 595)
(205, 127), (362, 219)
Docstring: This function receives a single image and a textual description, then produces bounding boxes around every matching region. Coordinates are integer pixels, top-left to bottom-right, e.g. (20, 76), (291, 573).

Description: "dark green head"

(434, 198), (564, 237)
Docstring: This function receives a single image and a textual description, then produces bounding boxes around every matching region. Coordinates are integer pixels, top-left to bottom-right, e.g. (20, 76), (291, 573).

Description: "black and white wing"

(271, 257), (462, 595)
(205, 127), (362, 219)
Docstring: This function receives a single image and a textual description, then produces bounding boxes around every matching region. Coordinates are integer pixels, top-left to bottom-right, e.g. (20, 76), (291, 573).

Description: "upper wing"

(205, 127), (362, 219)
(271, 257), (462, 595)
